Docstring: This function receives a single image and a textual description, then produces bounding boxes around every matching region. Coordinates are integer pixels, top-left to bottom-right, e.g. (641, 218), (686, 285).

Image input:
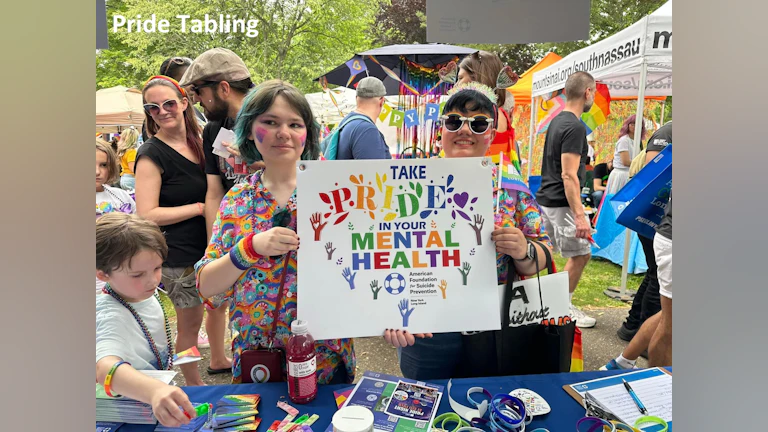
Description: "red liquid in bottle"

(286, 320), (317, 404)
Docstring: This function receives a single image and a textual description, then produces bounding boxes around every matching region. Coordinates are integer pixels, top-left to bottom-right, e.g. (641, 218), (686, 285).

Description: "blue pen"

(622, 379), (648, 415)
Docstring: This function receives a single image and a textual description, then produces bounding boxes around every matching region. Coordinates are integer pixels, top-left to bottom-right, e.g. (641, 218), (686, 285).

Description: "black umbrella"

(317, 43), (477, 95)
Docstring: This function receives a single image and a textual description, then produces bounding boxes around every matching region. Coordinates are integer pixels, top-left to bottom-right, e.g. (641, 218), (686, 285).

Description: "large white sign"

(296, 158), (500, 340)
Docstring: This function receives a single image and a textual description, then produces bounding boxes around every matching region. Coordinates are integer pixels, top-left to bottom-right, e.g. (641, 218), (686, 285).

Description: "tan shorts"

(161, 266), (201, 309)
(654, 234), (672, 299)
(540, 205), (592, 258)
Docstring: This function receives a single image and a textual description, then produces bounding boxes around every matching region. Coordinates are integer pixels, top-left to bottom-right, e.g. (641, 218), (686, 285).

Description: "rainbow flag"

(536, 83), (612, 135)
(581, 83), (611, 135)
(535, 92), (566, 134)
(499, 152), (532, 195)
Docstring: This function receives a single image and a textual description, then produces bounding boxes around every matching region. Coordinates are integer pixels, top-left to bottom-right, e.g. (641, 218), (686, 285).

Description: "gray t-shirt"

(96, 294), (170, 370)
(336, 113), (391, 160)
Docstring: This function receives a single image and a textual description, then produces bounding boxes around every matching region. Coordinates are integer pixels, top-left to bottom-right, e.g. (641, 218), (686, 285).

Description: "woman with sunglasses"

(456, 50), (521, 169)
(135, 76), (210, 386)
(195, 80), (355, 385)
(384, 82), (553, 380)
(143, 57), (207, 142)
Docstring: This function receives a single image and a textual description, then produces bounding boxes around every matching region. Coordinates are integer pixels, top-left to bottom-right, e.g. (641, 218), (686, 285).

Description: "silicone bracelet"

(576, 417), (616, 432)
(433, 413), (469, 432)
(104, 360), (130, 398)
(633, 416), (668, 432)
(610, 421), (640, 431)
(466, 387), (493, 408)
(489, 394), (527, 429)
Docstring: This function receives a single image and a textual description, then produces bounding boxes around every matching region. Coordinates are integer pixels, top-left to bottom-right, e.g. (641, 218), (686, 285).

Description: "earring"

(208, 100), (212, 103)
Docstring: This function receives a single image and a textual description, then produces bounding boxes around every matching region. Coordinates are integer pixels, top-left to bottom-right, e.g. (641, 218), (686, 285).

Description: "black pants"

(623, 233), (662, 330)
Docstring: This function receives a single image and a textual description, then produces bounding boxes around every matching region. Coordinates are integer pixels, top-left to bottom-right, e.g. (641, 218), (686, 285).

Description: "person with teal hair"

(195, 80), (355, 384)
(231, 80), (320, 165)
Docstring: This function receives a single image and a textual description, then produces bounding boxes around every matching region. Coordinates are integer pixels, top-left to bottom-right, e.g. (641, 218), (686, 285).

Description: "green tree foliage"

(369, 0), (427, 46)
(366, 0), (667, 76)
(97, 0), (382, 92)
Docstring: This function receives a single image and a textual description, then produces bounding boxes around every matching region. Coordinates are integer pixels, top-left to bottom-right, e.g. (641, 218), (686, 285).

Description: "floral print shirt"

(194, 171), (355, 384)
(492, 165), (553, 285)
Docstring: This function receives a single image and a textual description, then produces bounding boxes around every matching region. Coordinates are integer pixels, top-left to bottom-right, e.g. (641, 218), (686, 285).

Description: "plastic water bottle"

(287, 320), (317, 404)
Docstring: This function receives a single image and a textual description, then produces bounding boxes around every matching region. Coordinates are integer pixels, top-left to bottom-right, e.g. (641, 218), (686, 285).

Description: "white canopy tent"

(531, 0), (672, 100)
(530, 1), (672, 298)
(96, 86), (145, 133)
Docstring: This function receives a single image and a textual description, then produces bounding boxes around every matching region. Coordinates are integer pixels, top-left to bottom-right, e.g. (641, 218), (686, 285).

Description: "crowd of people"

(95, 47), (672, 428)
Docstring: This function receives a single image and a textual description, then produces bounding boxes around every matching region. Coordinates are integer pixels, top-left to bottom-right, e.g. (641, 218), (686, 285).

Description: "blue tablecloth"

(116, 368), (671, 432)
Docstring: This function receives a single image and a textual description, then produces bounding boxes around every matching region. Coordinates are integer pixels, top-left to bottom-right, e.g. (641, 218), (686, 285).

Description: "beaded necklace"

(103, 284), (174, 370)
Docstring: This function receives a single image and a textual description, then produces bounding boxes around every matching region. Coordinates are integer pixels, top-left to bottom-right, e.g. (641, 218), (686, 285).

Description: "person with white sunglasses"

(135, 75), (208, 386)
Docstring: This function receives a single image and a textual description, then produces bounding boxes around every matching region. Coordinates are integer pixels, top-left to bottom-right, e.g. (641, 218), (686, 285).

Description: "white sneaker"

(569, 304), (597, 328)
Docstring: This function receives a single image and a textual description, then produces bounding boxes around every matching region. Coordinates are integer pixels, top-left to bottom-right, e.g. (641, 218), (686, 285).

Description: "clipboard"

(563, 367), (672, 407)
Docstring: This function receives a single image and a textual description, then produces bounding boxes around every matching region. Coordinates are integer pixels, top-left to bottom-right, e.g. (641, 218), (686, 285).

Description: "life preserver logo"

(250, 364), (271, 383)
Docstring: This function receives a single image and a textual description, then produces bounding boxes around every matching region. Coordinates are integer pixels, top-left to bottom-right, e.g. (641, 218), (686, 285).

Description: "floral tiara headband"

(438, 59), (520, 91)
(447, 81), (499, 105)
(143, 75), (187, 98)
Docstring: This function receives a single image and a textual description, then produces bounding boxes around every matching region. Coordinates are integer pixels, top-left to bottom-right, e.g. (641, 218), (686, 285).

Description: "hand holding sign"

(491, 225), (527, 260)
(251, 227), (299, 257)
(383, 329), (433, 348)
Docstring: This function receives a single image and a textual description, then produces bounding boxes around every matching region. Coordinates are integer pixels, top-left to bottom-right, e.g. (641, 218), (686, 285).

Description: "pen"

(622, 379), (647, 415)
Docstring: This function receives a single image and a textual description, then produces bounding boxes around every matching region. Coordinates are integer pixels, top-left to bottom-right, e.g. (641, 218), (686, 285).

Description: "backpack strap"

(338, 113), (373, 129)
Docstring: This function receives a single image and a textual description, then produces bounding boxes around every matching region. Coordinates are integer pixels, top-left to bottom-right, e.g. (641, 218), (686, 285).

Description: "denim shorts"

(398, 333), (463, 380)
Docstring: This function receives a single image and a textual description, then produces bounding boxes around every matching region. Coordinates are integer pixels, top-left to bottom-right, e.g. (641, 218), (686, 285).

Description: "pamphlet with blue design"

(325, 371), (444, 432)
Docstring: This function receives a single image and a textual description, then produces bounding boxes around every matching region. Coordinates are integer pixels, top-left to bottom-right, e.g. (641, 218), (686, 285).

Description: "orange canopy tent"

(507, 52), (562, 106)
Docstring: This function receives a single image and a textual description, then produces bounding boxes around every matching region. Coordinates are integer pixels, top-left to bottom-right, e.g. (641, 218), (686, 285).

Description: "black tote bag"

(457, 241), (576, 378)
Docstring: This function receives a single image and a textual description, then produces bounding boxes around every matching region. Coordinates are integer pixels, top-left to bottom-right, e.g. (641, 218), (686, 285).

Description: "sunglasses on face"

(441, 113), (494, 134)
(189, 81), (219, 96)
(143, 99), (180, 116)
(162, 57), (192, 75)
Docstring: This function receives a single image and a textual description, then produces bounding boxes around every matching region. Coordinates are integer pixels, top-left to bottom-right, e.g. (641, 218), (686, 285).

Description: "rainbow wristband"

(229, 234), (260, 270)
(104, 360), (130, 398)
(634, 416), (668, 432)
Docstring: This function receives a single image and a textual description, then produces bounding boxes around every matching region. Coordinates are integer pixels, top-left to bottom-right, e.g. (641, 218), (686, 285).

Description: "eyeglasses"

(440, 113), (494, 134)
(143, 99), (180, 116)
(188, 81), (220, 96)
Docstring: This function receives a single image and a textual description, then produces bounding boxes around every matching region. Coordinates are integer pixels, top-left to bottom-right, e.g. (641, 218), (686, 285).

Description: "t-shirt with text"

(203, 117), (252, 191)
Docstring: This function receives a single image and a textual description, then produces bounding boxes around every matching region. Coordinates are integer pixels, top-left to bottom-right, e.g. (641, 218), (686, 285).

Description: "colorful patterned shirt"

(492, 165), (553, 285)
(194, 171), (355, 384)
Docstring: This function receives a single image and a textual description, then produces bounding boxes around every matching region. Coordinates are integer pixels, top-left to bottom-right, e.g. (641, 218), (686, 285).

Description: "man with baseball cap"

(334, 76), (391, 160)
(179, 48), (256, 376)
(180, 48), (257, 236)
